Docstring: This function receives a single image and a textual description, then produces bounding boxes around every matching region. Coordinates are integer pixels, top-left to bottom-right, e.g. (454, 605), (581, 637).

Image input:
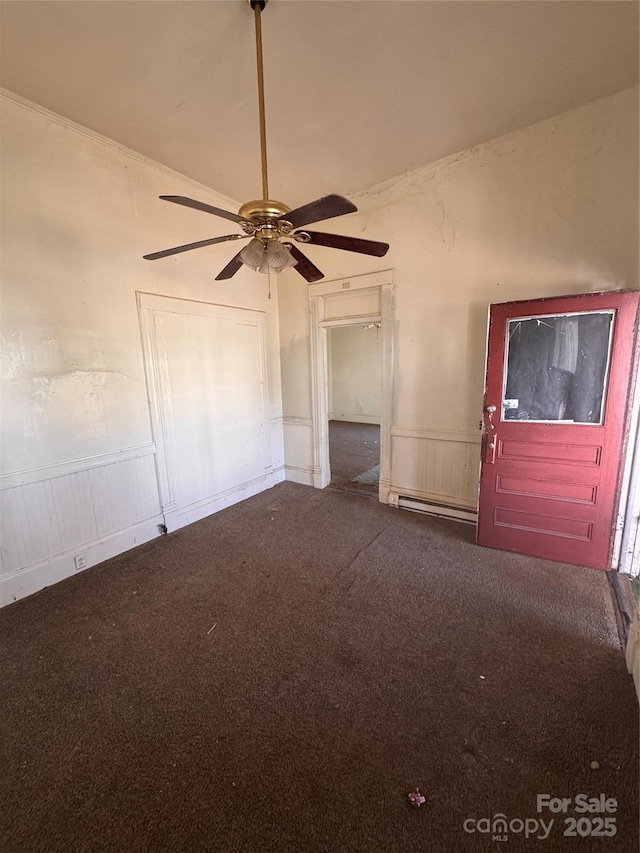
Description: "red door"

(477, 290), (639, 570)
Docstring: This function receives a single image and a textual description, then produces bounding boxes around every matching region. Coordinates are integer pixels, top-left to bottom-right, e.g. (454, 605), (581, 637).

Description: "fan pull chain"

(252, 1), (269, 200)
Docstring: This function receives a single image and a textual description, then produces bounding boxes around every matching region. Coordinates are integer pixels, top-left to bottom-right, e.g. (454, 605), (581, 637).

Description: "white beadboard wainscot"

(389, 427), (481, 513)
(283, 417), (314, 486)
(0, 445), (163, 605)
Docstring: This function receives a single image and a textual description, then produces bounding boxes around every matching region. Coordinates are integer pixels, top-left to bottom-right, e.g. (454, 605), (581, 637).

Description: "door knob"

(484, 405), (496, 414)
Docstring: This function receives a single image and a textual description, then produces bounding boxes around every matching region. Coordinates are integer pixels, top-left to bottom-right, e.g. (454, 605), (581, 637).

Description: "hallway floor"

(329, 419), (380, 495)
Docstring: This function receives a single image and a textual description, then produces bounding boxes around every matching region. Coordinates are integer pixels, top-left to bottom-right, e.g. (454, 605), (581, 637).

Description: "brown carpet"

(0, 482), (637, 852)
(329, 420), (380, 494)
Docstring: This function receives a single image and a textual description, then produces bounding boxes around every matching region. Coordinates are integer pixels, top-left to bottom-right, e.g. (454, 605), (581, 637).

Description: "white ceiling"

(0, 1), (638, 209)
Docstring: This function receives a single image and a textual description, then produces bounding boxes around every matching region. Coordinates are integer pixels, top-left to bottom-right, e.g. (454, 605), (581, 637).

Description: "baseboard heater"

(395, 495), (477, 525)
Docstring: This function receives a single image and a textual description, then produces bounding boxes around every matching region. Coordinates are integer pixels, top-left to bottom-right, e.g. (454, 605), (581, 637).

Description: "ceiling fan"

(143, 0), (389, 283)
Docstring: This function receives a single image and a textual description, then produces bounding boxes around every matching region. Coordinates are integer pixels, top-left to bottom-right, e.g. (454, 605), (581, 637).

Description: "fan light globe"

(263, 240), (297, 273)
(240, 238), (297, 274)
(239, 238), (265, 269)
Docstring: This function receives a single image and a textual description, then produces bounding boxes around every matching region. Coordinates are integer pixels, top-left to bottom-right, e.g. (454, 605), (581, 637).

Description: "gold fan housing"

(239, 199), (293, 240)
(238, 199), (290, 221)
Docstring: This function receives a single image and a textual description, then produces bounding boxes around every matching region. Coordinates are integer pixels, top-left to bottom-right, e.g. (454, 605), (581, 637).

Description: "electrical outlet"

(74, 554), (87, 571)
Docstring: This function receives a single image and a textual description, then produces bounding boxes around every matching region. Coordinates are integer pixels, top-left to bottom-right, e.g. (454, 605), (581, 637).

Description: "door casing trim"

(308, 270), (395, 501)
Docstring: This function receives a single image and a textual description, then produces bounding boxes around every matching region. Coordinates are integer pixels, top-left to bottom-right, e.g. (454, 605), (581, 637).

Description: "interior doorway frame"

(308, 269), (394, 502)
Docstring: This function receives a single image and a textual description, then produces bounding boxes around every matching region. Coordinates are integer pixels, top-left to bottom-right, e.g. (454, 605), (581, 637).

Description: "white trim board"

(0, 443), (157, 491)
(308, 269), (393, 297)
(284, 466), (315, 487)
(282, 416), (313, 427)
(177, 471), (283, 528)
(616, 356), (640, 574)
(391, 426), (482, 444)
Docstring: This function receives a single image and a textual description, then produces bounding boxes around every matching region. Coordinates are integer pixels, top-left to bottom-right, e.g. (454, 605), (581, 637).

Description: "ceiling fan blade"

(159, 195), (247, 224)
(215, 250), (245, 281)
(283, 194), (357, 229)
(298, 231), (389, 257)
(286, 244), (324, 283)
(143, 234), (246, 261)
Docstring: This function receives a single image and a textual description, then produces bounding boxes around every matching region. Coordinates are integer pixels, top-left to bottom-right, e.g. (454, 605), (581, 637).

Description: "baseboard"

(0, 515), (164, 608)
(284, 466), (315, 487)
(177, 473), (281, 528)
(268, 466), (286, 487)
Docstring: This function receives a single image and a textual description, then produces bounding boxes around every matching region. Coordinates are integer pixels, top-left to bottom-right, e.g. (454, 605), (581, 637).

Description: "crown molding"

(349, 85), (639, 209)
(0, 87), (242, 211)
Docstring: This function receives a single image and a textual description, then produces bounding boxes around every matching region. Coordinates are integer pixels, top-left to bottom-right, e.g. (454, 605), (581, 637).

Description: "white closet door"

(140, 294), (269, 529)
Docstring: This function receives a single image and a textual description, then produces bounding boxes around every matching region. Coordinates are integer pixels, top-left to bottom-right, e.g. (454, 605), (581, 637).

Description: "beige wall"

(0, 92), (284, 602)
(2, 84), (638, 600)
(278, 88), (639, 508)
(329, 325), (382, 424)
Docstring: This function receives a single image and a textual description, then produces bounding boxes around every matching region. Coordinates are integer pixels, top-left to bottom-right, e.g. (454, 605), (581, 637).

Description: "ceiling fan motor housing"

(238, 199), (290, 221)
(238, 199), (294, 240)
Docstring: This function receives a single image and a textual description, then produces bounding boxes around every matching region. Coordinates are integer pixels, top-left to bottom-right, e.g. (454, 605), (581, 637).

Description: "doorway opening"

(328, 323), (382, 495)
(308, 269), (394, 502)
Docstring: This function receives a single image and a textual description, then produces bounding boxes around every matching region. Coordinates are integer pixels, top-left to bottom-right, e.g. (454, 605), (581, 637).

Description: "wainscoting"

(388, 427), (481, 514)
(2, 289), (288, 607)
(282, 417), (314, 486)
(281, 417), (482, 517)
(0, 444), (163, 605)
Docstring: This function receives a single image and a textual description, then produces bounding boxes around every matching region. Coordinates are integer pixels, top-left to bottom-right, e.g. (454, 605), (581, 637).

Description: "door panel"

(477, 290), (639, 570)
(156, 311), (265, 509)
(147, 299), (268, 525)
